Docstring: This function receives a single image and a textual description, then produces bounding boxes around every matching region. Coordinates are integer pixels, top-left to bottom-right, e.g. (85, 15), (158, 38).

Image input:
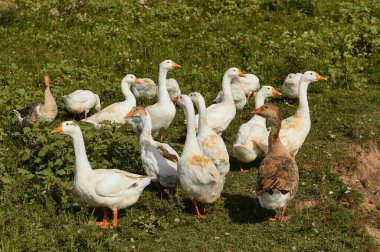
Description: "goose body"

(166, 78), (181, 102)
(125, 107), (179, 189)
(213, 84), (246, 113)
(131, 78), (157, 99)
(232, 73), (260, 104)
(252, 104), (298, 222)
(279, 71), (326, 157)
(51, 121), (150, 228)
(194, 67), (245, 135)
(281, 73), (302, 99)
(14, 75), (58, 126)
(190, 92), (229, 184)
(81, 74), (139, 128)
(177, 95), (222, 218)
(233, 86), (281, 171)
(62, 90), (101, 118)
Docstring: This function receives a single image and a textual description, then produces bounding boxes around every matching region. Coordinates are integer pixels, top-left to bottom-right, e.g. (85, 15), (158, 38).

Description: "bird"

(14, 75), (58, 126)
(177, 94), (222, 218)
(125, 106), (179, 192)
(51, 121), (151, 228)
(62, 90), (101, 119)
(252, 104), (298, 222)
(131, 78), (157, 100)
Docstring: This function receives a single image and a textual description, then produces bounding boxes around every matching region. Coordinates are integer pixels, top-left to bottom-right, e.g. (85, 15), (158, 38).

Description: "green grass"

(1, 0), (380, 250)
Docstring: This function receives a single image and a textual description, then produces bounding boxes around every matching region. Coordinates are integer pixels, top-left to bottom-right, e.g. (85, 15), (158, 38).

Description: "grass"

(1, 0), (380, 250)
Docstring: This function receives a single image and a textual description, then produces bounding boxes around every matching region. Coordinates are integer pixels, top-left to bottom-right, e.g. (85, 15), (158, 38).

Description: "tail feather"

(233, 143), (259, 163)
(13, 110), (24, 125)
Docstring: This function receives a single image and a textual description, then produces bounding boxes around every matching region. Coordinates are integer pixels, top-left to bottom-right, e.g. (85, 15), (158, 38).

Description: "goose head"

(251, 104), (282, 125)
(160, 60), (181, 71)
(121, 74), (140, 89)
(302, 71), (327, 83)
(136, 78), (155, 87)
(258, 85), (282, 98)
(188, 92), (202, 105)
(125, 106), (148, 119)
(226, 67), (245, 79)
(177, 94), (193, 110)
(51, 121), (81, 136)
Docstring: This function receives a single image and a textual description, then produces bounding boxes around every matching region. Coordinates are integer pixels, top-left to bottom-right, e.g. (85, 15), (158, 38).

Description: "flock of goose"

(13, 60), (326, 228)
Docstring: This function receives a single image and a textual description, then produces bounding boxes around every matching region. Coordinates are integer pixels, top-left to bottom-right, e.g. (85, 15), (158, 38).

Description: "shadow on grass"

(229, 155), (261, 172)
(223, 193), (266, 224)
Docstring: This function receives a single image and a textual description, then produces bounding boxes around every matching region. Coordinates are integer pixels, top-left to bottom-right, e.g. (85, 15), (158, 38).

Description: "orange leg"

(159, 133), (165, 142)
(110, 209), (118, 228)
(192, 199), (207, 219)
(277, 205), (288, 222)
(202, 203), (207, 215)
(96, 207), (109, 227)
(246, 93), (251, 105)
(239, 110), (243, 118)
(84, 111), (88, 119)
(239, 161), (248, 173)
(291, 154), (296, 160)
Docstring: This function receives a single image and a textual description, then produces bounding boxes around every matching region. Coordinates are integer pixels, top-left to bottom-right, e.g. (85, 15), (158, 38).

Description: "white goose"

(81, 74), (139, 128)
(194, 67), (245, 135)
(189, 92), (229, 184)
(177, 95), (222, 218)
(62, 90), (101, 119)
(14, 75), (58, 126)
(282, 73), (302, 99)
(51, 121), (150, 228)
(144, 60), (181, 140)
(166, 78), (181, 104)
(232, 73), (260, 105)
(125, 106), (179, 191)
(279, 71), (326, 158)
(212, 84), (246, 117)
(131, 78), (157, 100)
(233, 86), (282, 172)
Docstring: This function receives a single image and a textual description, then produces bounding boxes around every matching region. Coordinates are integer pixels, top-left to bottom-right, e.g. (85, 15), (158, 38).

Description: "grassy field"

(1, 0), (380, 250)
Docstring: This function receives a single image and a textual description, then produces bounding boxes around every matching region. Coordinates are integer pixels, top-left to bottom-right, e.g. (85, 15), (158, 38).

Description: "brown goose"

(252, 104), (299, 222)
(14, 75), (58, 126)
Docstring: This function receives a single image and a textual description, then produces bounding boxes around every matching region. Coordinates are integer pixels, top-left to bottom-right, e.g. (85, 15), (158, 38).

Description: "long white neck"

(139, 113), (154, 143)
(296, 77), (311, 117)
(182, 103), (203, 156)
(158, 67), (171, 103)
(121, 82), (136, 105)
(248, 91), (266, 125)
(221, 74), (234, 102)
(194, 97), (208, 135)
(70, 130), (92, 175)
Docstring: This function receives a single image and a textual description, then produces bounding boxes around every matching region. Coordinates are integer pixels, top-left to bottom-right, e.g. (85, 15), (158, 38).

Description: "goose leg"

(239, 161), (248, 173)
(84, 111), (88, 119)
(277, 205), (288, 222)
(110, 209), (118, 228)
(192, 199), (207, 219)
(264, 209), (277, 222)
(246, 93), (251, 105)
(239, 110), (243, 118)
(96, 207), (109, 227)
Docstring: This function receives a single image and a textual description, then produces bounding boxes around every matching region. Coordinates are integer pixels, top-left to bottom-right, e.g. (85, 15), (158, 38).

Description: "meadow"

(0, 0), (379, 250)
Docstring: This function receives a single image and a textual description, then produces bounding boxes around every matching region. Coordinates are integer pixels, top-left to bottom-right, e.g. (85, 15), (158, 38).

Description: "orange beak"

(172, 61), (181, 69)
(171, 96), (179, 106)
(272, 88), (282, 96)
(125, 110), (134, 119)
(251, 107), (262, 115)
(238, 69), (245, 77)
(51, 122), (62, 133)
(135, 78), (141, 84)
(43, 75), (50, 87)
(315, 72), (327, 81)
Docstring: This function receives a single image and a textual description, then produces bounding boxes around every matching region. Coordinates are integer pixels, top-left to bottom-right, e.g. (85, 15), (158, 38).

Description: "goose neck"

(121, 83), (136, 105)
(221, 74), (233, 102)
(158, 67), (171, 103)
(296, 77), (311, 117)
(43, 86), (57, 108)
(182, 104), (202, 156)
(195, 98), (208, 135)
(267, 120), (286, 154)
(70, 130), (92, 174)
(139, 114), (154, 142)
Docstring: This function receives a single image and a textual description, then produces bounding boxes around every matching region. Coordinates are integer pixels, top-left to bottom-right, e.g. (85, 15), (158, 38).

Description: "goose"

(177, 95), (222, 218)
(62, 90), (101, 119)
(51, 121), (150, 228)
(279, 71), (326, 158)
(144, 60), (181, 140)
(14, 75), (58, 126)
(125, 106), (179, 191)
(131, 78), (157, 100)
(166, 78), (181, 105)
(233, 86), (282, 172)
(81, 74), (139, 128)
(281, 73), (302, 99)
(212, 84), (246, 117)
(194, 67), (245, 135)
(252, 104), (298, 222)
(189, 92), (229, 184)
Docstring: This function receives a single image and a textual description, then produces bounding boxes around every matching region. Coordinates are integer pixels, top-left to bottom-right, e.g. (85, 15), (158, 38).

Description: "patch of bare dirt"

(366, 226), (380, 246)
(296, 200), (317, 210)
